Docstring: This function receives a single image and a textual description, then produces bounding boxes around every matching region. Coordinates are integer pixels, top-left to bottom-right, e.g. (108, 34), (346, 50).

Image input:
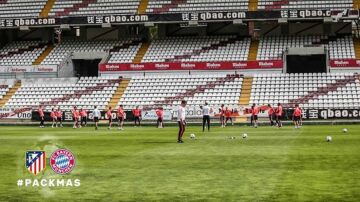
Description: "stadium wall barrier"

(329, 59), (360, 68)
(99, 60), (284, 72)
(0, 108), (32, 119)
(0, 65), (57, 73)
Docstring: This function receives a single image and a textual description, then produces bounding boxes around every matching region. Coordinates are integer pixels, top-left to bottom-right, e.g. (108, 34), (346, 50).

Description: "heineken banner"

(99, 60), (283, 72)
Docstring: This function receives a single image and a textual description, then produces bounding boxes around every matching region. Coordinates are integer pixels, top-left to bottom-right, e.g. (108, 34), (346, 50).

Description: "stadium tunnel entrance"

(73, 59), (101, 77)
(285, 46), (327, 73)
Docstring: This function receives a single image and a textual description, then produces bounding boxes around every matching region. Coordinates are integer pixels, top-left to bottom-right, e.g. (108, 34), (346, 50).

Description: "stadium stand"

(0, 35), (355, 67)
(146, 0), (249, 13)
(142, 36), (250, 63)
(0, 79), (20, 108)
(41, 39), (140, 65)
(257, 35), (355, 60)
(4, 76), (121, 110)
(258, 0), (353, 10)
(48, 0), (140, 17)
(0, 79), (15, 100)
(250, 72), (360, 109)
(119, 74), (243, 110)
(0, 41), (48, 66)
(1, 73), (359, 111)
(0, 0), (47, 18)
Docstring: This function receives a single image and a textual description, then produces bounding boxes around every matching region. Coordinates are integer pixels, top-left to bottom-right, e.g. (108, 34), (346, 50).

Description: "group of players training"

(37, 101), (303, 143)
(37, 105), (147, 130)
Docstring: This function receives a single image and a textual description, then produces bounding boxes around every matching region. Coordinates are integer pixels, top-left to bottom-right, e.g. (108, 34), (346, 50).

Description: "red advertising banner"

(330, 59), (360, 68)
(99, 60), (283, 72)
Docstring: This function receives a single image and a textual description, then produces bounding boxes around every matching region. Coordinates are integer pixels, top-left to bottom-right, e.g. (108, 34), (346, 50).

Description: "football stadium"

(0, 0), (360, 201)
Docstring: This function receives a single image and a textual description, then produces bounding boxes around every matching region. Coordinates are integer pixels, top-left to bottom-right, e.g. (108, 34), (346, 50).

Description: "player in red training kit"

(225, 107), (233, 126)
(293, 104), (302, 129)
(72, 106), (80, 129)
(107, 107), (113, 130)
(117, 105), (125, 130)
(156, 107), (164, 128)
(56, 107), (63, 128)
(268, 104), (275, 126)
(219, 104), (225, 128)
(251, 104), (259, 128)
(38, 105), (45, 128)
(275, 103), (283, 128)
(50, 108), (57, 128)
(132, 106), (141, 127)
(80, 108), (88, 126)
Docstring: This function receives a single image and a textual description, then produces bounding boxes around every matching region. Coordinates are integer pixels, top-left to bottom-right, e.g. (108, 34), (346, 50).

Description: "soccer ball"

(242, 133), (248, 139)
(326, 136), (332, 142)
(342, 128), (348, 133)
(190, 134), (196, 139)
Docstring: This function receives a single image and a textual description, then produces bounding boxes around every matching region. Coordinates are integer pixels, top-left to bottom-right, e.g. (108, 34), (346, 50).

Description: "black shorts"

(157, 117), (163, 122)
(57, 117), (62, 122)
(94, 117), (99, 122)
(118, 117), (124, 121)
(109, 119), (112, 123)
(293, 116), (301, 121)
(252, 115), (258, 120)
(73, 117), (77, 122)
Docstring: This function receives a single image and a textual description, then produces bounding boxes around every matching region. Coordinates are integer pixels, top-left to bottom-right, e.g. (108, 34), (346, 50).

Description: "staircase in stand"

(33, 44), (54, 65)
(354, 38), (360, 59)
(166, 36), (244, 62)
(133, 42), (150, 63)
(107, 79), (130, 109)
(239, 77), (253, 105)
(39, 0), (57, 18)
(248, 0), (258, 11)
(247, 40), (259, 61)
(354, 0), (360, 9)
(0, 81), (21, 108)
(137, 0), (149, 14)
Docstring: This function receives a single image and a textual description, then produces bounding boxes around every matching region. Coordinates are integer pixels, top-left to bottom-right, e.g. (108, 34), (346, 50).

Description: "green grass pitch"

(0, 124), (360, 201)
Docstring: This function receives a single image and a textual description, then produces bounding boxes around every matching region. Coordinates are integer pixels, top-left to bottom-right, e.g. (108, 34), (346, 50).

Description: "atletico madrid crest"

(25, 151), (46, 175)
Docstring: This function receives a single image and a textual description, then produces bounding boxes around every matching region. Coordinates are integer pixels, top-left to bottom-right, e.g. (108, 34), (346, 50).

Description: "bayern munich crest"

(50, 149), (75, 174)
(26, 151), (46, 175)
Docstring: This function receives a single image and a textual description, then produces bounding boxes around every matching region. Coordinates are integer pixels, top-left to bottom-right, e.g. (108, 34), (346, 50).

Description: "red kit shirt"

(50, 111), (56, 118)
(225, 110), (232, 118)
(268, 107), (274, 115)
(117, 108), (125, 118)
(276, 106), (283, 116)
(56, 110), (62, 118)
(80, 110), (87, 117)
(132, 109), (141, 117)
(252, 107), (259, 115)
(156, 109), (164, 118)
(293, 107), (302, 117)
(38, 108), (44, 117)
(106, 110), (112, 119)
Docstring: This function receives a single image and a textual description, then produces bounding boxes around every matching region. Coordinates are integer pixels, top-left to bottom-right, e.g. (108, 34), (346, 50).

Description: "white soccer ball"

(190, 134), (196, 139)
(326, 136), (332, 142)
(342, 128), (348, 133)
(242, 133), (248, 139)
